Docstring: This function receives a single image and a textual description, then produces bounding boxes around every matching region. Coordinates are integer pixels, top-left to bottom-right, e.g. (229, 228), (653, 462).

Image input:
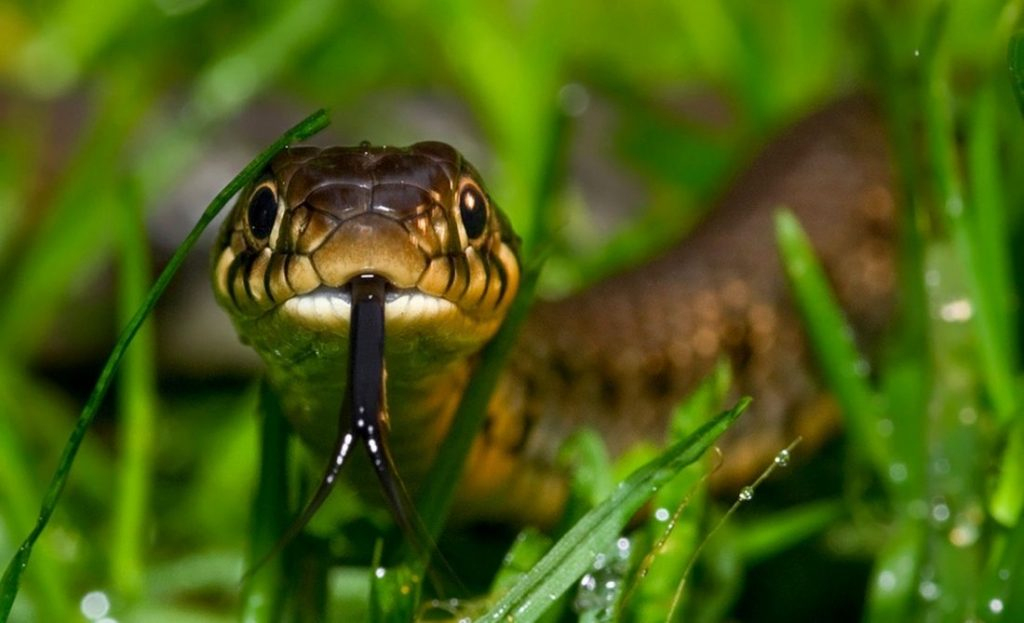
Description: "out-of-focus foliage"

(1, 0), (1024, 621)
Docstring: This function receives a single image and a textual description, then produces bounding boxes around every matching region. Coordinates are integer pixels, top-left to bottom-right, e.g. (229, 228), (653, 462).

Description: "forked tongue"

(247, 275), (431, 577)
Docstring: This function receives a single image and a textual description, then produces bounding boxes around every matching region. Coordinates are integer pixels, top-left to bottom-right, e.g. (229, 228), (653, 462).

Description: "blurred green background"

(2, 0), (1024, 621)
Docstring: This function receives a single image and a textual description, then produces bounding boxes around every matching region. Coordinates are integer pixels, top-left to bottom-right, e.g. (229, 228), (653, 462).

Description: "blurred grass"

(1, 0), (1024, 621)
(110, 181), (157, 600)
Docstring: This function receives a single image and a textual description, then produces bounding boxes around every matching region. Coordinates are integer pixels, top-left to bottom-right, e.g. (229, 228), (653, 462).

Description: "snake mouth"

(281, 278), (460, 330)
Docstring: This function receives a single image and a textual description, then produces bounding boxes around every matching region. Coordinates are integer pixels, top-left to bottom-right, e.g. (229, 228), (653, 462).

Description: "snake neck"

(460, 97), (897, 521)
(251, 317), (476, 495)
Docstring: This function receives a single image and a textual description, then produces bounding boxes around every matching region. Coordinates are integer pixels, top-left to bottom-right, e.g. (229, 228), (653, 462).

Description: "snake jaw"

(281, 282), (462, 331)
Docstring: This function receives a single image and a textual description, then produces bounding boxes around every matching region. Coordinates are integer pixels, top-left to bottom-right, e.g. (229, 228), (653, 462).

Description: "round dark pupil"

(248, 187), (278, 239)
(459, 187), (487, 239)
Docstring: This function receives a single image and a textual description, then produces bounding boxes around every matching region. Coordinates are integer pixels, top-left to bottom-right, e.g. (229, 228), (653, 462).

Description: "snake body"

(213, 99), (896, 528)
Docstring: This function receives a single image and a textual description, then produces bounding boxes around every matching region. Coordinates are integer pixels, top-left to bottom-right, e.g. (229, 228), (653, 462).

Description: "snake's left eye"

(459, 185), (487, 240)
(248, 186), (278, 240)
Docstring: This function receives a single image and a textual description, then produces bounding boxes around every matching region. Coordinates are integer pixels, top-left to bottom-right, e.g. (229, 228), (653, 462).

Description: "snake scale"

(212, 97), (897, 530)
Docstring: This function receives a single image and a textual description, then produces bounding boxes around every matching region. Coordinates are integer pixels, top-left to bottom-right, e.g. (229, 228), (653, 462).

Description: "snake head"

(213, 141), (521, 360)
(212, 142), (523, 568)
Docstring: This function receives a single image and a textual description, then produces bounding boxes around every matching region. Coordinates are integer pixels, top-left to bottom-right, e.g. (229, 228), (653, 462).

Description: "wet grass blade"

(0, 109), (329, 622)
(110, 180), (157, 599)
(476, 399), (748, 623)
(1008, 31), (1024, 117)
(414, 264), (541, 543)
(922, 31), (1017, 423)
(240, 382), (291, 623)
(774, 210), (886, 477)
(864, 520), (926, 623)
(414, 95), (572, 545)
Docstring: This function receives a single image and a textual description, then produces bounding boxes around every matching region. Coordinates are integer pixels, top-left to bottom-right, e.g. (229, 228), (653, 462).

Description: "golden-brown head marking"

(212, 142), (521, 343)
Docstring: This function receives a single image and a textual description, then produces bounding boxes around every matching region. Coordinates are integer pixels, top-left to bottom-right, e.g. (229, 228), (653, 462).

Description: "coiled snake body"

(213, 99), (896, 529)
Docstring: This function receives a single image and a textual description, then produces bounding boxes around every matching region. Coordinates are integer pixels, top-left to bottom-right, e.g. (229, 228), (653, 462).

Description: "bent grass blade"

(0, 109), (330, 622)
(476, 398), (748, 623)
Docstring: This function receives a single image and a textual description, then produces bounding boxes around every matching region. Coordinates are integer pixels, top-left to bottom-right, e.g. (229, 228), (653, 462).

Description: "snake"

(211, 97), (897, 534)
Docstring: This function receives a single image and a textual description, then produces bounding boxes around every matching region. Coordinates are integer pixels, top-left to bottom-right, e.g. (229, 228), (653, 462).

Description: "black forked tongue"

(246, 275), (433, 577)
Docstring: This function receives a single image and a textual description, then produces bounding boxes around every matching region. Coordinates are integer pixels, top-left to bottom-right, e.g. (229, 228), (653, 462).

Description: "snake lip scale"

(283, 280), (460, 326)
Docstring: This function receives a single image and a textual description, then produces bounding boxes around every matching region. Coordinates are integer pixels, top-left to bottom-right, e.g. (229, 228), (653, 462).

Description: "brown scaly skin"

(459, 98), (897, 523)
(213, 98), (897, 528)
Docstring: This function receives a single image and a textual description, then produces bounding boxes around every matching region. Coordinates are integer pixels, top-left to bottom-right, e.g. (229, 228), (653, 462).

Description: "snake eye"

(459, 185), (488, 240)
(247, 186), (278, 240)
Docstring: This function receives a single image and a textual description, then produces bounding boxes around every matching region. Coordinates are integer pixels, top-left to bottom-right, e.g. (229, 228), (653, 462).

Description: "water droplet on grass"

(80, 591), (111, 620)
(738, 486), (754, 502)
(888, 462), (908, 483)
(939, 298), (973, 323)
(574, 536), (633, 620)
(931, 501), (951, 523)
(918, 580), (941, 601)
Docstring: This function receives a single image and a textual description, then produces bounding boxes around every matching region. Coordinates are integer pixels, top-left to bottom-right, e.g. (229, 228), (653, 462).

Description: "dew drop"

(738, 486), (754, 502)
(939, 298), (973, 323)
(574, 536), (632, 620)
(80, 591), (111, 620)
(888, 462), (908, 483)
(774, 449), (791, 466)
(654, 507), (671, 522)
(949, 516), (980, 547)
(932, 458), (950, 475)
(616, 537), (630, 554)
(877, 570), (897, 592)
(918, 580), (941, 601)
(990, 598), (1005, 614)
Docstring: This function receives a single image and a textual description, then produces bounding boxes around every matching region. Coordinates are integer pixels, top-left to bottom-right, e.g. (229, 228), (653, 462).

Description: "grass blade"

(774, 210), (886, 476)
(110, 180), (158, 599)
(477, 399), (748, 623)
(414, 264), (541, 543)
(240, 382), (291, 623)
(0, 109), (330, 622)
(1008, 31), (1024, 117)
(414, 98), (572, 545)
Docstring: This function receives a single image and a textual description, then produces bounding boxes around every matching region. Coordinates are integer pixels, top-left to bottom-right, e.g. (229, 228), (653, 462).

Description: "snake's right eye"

(247, 186), (278, 240)
(459, 185), (488, 240)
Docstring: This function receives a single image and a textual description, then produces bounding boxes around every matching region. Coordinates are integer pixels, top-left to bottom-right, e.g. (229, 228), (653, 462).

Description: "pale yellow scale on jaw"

(280, 288), (462, 334)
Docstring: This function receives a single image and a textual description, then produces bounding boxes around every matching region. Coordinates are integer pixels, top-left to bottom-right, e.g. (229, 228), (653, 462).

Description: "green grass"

(2, 0), (1024, 621)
